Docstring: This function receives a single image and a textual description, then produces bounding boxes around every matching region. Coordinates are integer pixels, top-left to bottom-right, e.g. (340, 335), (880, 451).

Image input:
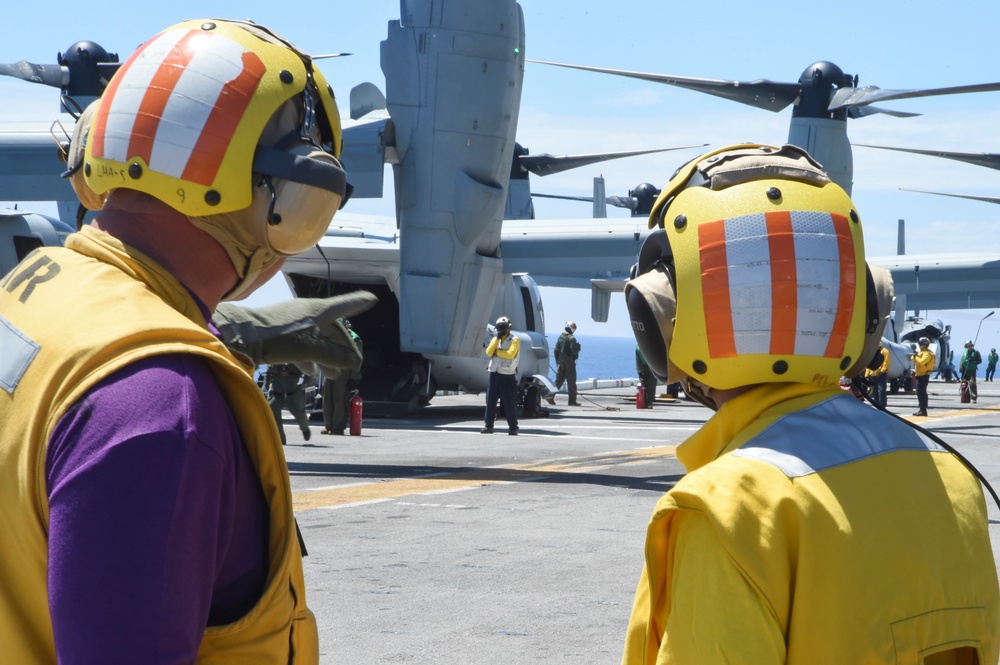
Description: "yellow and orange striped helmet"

(629, 144), (867, 391)
(83, 19), (344, 220)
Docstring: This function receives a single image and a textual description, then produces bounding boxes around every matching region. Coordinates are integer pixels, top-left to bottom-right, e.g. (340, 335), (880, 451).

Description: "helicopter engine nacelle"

(0, 209), (73, 278)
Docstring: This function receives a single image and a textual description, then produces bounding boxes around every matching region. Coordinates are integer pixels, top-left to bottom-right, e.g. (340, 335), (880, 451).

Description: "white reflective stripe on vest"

(732, 394), (944, 478)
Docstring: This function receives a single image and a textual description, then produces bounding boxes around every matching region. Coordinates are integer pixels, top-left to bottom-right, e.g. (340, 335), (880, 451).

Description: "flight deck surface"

(281, 381), (1000, 664)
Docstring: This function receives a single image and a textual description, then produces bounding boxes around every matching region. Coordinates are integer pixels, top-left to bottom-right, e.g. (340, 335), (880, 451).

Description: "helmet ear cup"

(64, 100), (108, 213)
(258, 142), (345, 254)
(844, 263), (894, 379)
(625, 263), (679, 384)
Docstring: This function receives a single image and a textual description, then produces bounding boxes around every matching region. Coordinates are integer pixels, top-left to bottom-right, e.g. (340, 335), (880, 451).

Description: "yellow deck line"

(293, 444), (677, 512)
(905, 405), (1000, 421)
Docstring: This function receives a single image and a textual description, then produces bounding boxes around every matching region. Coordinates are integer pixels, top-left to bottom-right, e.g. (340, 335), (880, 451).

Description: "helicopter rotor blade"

(606, 195), (638, 210)
(518, 144), (706, 177)
(528, 59), (801, 112)
(531, 192), (639, 210)
(531, 193), (595, 202)
(847, 105), (921, 119)
(900, 188), (1000, 206)
(855, 144), (1000, 171)
(0, 61), (67, 88)
(830, 81), (1000, 111)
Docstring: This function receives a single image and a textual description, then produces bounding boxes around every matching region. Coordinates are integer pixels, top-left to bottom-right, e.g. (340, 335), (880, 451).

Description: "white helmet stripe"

(791, 210), (841, 356)
(97, 28), (189, 163)
(151, 33), (250, 179)
(724, 212), (772, 356)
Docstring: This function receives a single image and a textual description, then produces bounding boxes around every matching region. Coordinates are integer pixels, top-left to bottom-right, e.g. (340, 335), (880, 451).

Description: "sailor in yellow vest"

(863, 342), (890, 409)
(0, 19), (351, 663)
(621, 144), (999, 664)
(912, 337), (936, 416)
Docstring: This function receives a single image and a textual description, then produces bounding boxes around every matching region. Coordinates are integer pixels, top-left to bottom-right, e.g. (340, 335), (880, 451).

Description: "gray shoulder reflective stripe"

(0, 314), (40, 394)
(732, 394), (944, 478)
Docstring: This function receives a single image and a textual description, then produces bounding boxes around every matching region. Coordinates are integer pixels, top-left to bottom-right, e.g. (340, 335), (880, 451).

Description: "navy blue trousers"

(485, 372), (519, 430)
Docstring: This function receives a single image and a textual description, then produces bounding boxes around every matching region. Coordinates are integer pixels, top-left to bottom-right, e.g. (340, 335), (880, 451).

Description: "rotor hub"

(793, 61), (854, 120)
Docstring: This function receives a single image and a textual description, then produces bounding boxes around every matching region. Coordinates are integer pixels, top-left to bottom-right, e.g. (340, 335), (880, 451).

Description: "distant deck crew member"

(912, 337), (935, 416)
(482, 316), (520, 435)
(322, 318), (363, 435)
(552, 320), (582, 406)
(864, 342), (890, 409)
(266, 363), (312, 444)
(960, 339), (982, 403)
(636, 345), (657, 408)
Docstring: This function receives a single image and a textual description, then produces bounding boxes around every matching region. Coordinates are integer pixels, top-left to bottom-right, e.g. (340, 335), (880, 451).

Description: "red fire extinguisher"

(960, 380), (971, 404)
(636, 381), (646, 409)
(349, 390), (363, 436)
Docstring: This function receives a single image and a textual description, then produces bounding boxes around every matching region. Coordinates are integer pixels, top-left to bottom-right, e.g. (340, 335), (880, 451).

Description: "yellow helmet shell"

(84, 19), (342, 216)
(655, 145), (866, 390)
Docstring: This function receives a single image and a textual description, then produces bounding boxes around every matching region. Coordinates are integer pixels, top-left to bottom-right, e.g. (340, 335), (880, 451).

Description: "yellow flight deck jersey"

(622, 383), (999, 665)
(865, 346), (891, 378)
(486, 333), (520, 375)
(915, 348), (936, 377)
(0, 227), (318, 664)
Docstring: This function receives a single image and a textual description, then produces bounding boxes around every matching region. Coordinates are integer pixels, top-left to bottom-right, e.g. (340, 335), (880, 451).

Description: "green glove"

(213, 291), (377, 376)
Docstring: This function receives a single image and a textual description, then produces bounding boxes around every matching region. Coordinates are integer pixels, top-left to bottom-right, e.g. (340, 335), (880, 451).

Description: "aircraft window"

(14, 236), (44, 263)
(519, 286), (536, 332)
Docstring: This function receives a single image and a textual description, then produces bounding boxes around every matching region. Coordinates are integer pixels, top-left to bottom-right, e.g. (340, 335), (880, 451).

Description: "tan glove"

(213, 291), (377, 376)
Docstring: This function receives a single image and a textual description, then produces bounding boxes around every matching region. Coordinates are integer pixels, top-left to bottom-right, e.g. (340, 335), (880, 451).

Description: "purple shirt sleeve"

(46, 354), (268, 665)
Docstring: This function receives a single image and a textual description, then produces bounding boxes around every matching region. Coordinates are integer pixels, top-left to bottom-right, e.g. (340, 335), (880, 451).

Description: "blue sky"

(3, 0), (1000, 347)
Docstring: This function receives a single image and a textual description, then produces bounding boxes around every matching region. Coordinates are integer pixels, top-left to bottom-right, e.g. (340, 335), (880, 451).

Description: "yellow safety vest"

(0, 226), (318, 664)
(623, 383), (999, 664)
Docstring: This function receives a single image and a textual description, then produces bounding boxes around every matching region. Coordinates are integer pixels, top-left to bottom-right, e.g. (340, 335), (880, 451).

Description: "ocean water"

(545, 334), (638, 381)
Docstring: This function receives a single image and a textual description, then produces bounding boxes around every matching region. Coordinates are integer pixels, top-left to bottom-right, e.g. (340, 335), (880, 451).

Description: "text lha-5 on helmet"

(625, 143), (892, 409)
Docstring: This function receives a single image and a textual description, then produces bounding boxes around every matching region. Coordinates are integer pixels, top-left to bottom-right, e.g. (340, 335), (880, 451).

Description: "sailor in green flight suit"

(552, 320), (582, 406)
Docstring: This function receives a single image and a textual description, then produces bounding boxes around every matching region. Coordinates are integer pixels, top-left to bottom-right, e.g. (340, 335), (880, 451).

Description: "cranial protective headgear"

(495, 316), (512, 336)
(565, 321), (577, 333)
(62, 99), (107, 213)
(82, 19), (349, 299)
(625, 144), (891, 408)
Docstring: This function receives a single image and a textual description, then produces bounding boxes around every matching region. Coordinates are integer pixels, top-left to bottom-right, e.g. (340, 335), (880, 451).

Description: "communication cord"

(850, 376), (1000, 513)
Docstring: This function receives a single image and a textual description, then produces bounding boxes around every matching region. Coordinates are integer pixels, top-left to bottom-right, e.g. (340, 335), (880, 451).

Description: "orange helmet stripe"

(823, 212), (857, 358)
(699, 219), (737, 358)
(91, 35), (162, 160)
(766, 211), (798, 356)
(126, 30), (201, 170)
(181, 50), (265, 186)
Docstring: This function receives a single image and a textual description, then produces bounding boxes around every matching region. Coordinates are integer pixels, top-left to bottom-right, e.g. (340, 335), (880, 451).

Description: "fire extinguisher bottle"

(349, 390), (363, 436)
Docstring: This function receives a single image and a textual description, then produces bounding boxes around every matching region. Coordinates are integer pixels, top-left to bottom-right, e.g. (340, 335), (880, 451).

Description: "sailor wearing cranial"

(621, 143), (999, 663)
(0, 19), (352, 663)
(69, 19), (349, 300)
